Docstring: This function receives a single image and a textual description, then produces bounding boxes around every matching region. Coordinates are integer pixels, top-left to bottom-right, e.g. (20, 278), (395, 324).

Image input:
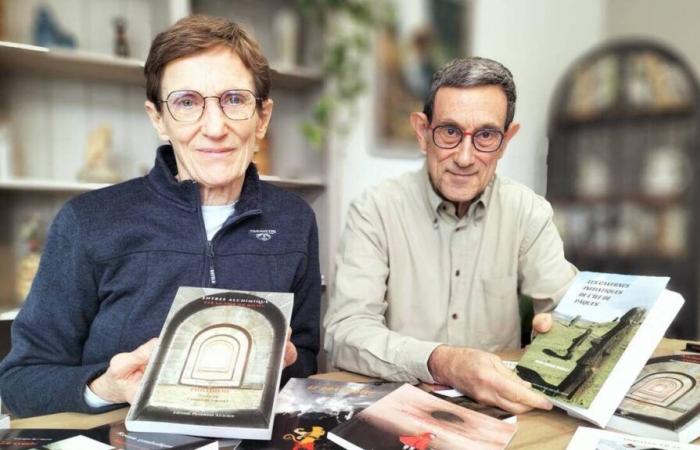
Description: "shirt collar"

(420, 163), (495, 223)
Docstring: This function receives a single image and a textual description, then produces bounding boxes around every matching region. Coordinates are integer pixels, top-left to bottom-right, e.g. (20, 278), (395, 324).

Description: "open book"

(516, 272), (683, 427)
(125, 287), (293, 440)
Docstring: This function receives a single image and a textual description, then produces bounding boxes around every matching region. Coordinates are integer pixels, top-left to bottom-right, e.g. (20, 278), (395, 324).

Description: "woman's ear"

(145, 101), (170, 141)
(255, 99), (274, 140)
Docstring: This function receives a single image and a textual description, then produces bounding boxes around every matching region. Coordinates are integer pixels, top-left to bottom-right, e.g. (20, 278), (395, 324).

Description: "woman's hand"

(284, 327), (297, 368)
(88, 338), (158, 404)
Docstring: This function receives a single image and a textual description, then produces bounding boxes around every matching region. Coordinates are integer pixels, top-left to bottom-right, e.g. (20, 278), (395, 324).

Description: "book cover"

(239, 378), (402, 450)
(516, 272), (683, 427)
(428, 390), (516, 424)
(0, 424), (221, 450)
(327, 383), (517, 450)
(0, 428), (105, 450)
(566, 426), (700, 449)
(126, 287), (293, 440)
(607, 354), (700, 442)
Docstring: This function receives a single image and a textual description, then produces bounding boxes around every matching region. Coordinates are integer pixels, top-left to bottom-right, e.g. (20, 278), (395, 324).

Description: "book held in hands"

(607, 354), (700, 443)
(327, 383), (517, 450)
(516, 271), (683, 427)
(125, 287), (293, 440)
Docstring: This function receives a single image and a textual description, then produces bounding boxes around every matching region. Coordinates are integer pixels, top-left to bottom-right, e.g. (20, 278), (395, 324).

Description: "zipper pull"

(208, 241), (217, 285)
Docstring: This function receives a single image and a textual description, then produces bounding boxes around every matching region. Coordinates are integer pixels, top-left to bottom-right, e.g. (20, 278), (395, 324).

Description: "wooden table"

(10, 338), (698, 449)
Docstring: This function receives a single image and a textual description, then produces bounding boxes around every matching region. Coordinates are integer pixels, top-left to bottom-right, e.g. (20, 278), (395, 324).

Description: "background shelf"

(0, 176), (325, 193)
(0, 41), (323, 90)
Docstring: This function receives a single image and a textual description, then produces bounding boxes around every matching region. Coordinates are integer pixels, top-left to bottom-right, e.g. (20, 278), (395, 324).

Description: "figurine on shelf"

(32, 6), (76, 48)
(15, 214), (44, 304)
(0, 1), (6, 40)
(113, 17), (130, 57)
(272, 8), (300, 68)
(77, 125), (121, 183)
(642, 146), (689, 198)
(0, 122), (13, 180)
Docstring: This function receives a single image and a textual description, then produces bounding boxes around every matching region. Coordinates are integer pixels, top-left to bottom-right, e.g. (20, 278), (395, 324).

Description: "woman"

(0, 15), (320, 417)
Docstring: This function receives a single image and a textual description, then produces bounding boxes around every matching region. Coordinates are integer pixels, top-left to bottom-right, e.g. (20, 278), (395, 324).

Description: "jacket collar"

(146, 145), (262, 216)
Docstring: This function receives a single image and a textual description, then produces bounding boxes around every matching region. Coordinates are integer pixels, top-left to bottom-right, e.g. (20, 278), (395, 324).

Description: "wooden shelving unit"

(0, 41), (323, 90)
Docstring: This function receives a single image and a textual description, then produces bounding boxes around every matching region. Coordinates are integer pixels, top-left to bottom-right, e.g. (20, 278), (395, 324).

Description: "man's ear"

(410, 112), (430, 154)
(145, 101), (170, 141)
(255, 99), (274, 140)
(503, 122), (520, 148)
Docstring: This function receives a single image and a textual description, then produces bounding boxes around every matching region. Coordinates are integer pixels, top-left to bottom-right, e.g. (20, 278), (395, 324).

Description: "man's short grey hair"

(423, 57), (517, 129)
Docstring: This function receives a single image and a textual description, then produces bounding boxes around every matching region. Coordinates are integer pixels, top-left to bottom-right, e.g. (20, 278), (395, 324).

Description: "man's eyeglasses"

(431, 125), (505, 153)
(159, 89), (262, 122)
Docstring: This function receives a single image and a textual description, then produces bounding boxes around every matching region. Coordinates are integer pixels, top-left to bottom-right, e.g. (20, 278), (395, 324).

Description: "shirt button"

(452, 313), (458, 320)
(455, 269), (460, 276)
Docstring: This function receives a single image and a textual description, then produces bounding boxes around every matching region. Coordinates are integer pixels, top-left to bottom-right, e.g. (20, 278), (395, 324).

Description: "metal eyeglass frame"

(159, 89), (263, 122)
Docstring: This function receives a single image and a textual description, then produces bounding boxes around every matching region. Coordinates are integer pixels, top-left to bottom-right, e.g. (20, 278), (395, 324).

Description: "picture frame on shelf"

(374, 0), (469, 157)
(0, 123), (13, 180)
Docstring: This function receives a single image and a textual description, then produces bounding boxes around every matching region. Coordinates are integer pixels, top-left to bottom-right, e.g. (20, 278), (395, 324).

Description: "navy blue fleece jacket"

(0, 146), (321, 417)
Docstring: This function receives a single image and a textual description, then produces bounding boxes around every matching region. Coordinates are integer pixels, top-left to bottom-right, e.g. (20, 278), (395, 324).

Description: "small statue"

(15, 215), (44, 304)
(77, 125), (121, 183)
(113, 17), (130, 57)
(32, 6), (76, 48)
(272, 8), (300, 68)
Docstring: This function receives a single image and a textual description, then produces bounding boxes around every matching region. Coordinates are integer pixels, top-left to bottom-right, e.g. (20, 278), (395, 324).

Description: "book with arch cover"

(607, 354), (700, 443)
(125, 286), (293, 440)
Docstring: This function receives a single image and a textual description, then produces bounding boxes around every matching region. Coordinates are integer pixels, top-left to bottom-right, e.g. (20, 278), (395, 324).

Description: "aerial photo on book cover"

(516, 272), (682, 427)
(566, 426), (700, 450)
(328, 383), (516, 450)
(608, 354), (700, 442)
(239, 378), (402, 450)
(126, 287), (293, 440)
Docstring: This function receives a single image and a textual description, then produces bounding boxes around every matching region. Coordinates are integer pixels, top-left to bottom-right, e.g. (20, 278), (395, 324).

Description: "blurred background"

(0, 0), (698, 344)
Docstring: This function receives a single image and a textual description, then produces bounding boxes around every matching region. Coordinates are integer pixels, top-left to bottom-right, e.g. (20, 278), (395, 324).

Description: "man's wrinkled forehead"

(431, 85), (509, 128)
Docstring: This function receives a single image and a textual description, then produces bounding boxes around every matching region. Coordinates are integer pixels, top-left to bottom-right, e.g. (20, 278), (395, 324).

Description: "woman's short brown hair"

(144, 15), (271, 111)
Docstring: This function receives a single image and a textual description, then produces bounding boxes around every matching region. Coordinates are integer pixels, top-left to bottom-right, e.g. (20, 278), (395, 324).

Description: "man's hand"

(89, 338), (158, 404)
(428, 345), (552, 414)
(283, 327), (297, 368)
(532, 313), (553, 336)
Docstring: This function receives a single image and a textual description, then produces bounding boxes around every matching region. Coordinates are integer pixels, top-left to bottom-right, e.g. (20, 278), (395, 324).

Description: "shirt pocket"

(480, 274), (520, 351)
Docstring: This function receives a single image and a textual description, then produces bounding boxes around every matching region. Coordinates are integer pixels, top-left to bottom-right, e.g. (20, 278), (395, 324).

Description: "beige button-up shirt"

(324, 166), (577, 383)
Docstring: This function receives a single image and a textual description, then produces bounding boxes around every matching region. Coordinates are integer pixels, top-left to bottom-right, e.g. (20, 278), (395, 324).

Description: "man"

(324, 57), (577, 414)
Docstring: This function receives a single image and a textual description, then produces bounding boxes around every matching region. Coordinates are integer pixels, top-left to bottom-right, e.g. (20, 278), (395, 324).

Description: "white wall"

(334, 0), (606, 232)
(605, 0), (700, 80)
(471, 0), (606, 194)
